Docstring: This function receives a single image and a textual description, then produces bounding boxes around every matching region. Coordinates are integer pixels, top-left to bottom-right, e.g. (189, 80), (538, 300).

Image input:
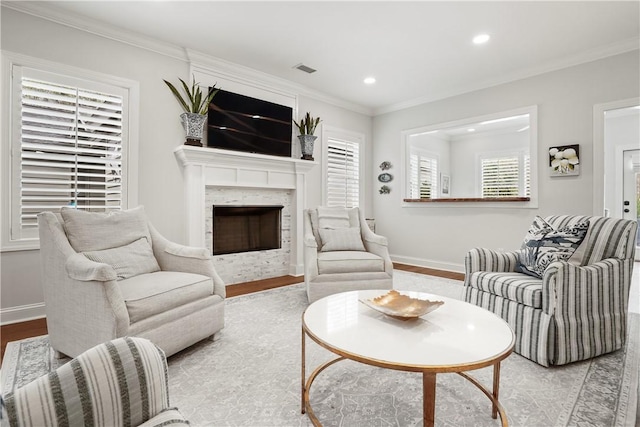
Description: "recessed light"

(364, 77), (376, 85)
(473, 34), (490, 45)
(467, 128), (476, 132)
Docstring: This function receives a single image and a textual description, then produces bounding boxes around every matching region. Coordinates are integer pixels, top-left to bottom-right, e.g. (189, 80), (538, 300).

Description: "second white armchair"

(303, 207), (393, 303)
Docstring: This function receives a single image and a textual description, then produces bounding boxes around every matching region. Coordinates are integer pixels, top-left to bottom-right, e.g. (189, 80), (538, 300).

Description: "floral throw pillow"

(515, 216), (590, 279)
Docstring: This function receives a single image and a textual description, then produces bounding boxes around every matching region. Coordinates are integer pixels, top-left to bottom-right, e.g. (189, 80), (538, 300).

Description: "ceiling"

(8, 1), (640, 115)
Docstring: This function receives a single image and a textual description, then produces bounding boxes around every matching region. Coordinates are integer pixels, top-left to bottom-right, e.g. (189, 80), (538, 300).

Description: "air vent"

(293, 63), (317, 74)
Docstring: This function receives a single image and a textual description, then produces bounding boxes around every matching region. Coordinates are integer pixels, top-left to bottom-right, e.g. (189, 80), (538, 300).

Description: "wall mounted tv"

(207, 89), (293, 157)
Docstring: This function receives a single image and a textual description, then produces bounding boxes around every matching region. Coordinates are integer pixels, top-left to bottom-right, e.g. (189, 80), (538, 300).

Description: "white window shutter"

(326, 137), (360, 208)
(18, 77), (123, 235)
(409, 152), (438, 198)
(481, 156), (520, 197)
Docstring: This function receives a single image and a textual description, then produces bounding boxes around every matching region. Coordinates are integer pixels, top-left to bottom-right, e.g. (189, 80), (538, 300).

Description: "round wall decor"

(378, 173), (393, 183)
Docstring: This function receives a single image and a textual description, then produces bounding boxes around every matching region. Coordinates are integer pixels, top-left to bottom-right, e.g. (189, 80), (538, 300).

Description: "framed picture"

(549, 144), (580, 176)
(441, 174), (450, 195)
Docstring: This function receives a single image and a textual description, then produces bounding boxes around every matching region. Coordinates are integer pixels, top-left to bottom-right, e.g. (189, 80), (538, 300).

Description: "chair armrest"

(149, 223), (225, 298)
(304, 232), (319, 281)
(464, 248), (519, 284)
(363, 233), (388, 246)
(357, 211), (392, 274)
(65, 253), (117, 282)
(541, 258), (633, 316)
(304, 232), (318, 248)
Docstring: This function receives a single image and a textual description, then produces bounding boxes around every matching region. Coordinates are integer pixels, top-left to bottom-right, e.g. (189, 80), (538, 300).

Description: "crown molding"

(5, 1), (636, 118)
(186, 50), (373, 116)
(375, 37), (640, 116)
(2, 1), (188, 61)
(2, 1), (373, 116)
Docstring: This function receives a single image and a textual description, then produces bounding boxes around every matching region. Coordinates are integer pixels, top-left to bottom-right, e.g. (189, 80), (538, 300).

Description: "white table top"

(303, 290), (515, 371)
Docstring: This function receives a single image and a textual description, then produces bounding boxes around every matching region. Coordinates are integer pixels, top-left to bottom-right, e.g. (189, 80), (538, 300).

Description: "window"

(2, 54), (138, 250)
(323, 130), (363, 208)
(408, 150), (438, 198)
(480, 152), (530, 197)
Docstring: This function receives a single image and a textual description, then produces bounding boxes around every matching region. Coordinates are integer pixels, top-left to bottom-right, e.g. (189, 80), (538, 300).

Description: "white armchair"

(304, 207), (393, 303)
(37, 206), (225, 359)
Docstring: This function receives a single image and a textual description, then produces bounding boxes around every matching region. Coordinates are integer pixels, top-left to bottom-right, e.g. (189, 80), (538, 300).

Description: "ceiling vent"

(293, 63), (317, 74)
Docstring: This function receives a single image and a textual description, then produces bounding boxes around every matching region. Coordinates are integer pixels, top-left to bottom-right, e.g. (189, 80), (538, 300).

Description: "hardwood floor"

(0, 263), (461, 362)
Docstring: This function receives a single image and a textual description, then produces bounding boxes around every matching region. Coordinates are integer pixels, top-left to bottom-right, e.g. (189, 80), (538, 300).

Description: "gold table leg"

(492, 362), (501, 419)
(423, 372), (436, 427)
(301, 325), (306, 414)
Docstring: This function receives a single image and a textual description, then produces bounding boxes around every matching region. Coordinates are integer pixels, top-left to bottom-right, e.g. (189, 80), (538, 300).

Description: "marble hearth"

(174, 146), (316, 284)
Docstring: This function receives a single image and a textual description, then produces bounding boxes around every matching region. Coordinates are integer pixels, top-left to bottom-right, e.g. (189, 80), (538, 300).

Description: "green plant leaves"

(164, 76), (219, 114)
(294, 112), (321, 135)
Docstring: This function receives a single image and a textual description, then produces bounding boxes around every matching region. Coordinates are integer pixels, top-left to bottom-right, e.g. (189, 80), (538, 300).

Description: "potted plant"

(293, 112), (321, 160)
(164, 76), (219, 146)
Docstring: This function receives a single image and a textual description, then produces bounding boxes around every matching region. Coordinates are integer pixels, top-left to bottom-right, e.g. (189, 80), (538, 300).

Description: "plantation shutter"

(409, 153), (438, 198)
(16, 75), (123, 238)
(481, 156), (519, 197)
(524, 154), (531, 197)
(326, 137), (360, 208)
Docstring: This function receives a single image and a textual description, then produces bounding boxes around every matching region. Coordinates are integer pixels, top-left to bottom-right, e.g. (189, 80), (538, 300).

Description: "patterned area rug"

(2, 270), (638, 426)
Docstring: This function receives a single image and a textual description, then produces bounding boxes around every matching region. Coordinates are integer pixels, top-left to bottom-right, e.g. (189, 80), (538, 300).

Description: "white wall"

(0, 8), (372, 323)
(373, 50), (640, 272)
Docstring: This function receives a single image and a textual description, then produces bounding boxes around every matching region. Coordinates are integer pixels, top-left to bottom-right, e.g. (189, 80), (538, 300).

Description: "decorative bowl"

(360, 290), (444, 320)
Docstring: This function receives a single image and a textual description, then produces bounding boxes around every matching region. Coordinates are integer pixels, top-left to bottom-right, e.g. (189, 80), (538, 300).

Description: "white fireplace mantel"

(174, 145), (317, 276)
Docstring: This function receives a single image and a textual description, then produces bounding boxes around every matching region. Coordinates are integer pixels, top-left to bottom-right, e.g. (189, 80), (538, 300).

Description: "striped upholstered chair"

(463, 215), (637, 367)
(3, 337), (188, 427)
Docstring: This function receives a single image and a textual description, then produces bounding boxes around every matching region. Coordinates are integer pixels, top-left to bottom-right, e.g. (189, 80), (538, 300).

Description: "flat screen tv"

(207, 89), (293, 157)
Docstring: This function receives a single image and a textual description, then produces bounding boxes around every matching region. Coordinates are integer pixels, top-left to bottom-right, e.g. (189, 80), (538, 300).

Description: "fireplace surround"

(174, 146), (316, 283)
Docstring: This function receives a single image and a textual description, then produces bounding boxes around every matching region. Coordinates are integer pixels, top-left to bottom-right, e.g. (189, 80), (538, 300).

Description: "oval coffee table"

(301, 290), (515, 426)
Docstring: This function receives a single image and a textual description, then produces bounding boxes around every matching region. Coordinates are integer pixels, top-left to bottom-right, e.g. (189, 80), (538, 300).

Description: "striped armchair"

(463, 215), (637, 367)
(3, 337), (188, 427)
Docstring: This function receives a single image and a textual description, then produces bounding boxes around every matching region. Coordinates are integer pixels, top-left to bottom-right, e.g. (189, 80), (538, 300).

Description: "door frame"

(593, 97), (640, 216)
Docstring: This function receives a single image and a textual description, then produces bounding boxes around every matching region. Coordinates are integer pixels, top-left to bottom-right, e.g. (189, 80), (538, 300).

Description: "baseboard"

(289, 263), (304, 277)
(391, 254), (464, 274)
(1, 303), (46, 325)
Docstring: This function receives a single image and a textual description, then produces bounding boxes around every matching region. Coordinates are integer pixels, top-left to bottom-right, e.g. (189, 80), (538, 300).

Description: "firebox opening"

(212, 205), (283, 255)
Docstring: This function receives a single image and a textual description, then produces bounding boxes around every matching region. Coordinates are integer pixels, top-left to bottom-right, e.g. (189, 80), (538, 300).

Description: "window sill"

(403, 197), (530, 203)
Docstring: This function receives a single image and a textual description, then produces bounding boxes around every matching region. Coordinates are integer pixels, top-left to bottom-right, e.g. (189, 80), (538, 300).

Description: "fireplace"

(174, 145), (316, 283)
(212, 205), (283, 255)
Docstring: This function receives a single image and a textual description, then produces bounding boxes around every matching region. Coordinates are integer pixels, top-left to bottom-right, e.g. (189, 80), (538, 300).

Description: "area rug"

(2, 270), (638, 426)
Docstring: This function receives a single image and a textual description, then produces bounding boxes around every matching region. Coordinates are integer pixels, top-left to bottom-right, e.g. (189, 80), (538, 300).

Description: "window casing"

(323, 129), (363, 208)
(2, 54), (138, 250)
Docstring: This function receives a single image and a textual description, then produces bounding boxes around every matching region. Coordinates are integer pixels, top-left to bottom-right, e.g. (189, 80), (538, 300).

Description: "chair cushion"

(319, 227), (365, 252)
(317, 251), (385, 274)
(515, 216), (589, 278)
(83, 237), (160, 280)
(467, 271), (543, 309)
(118, 271), (213, 323)
(61, 206), (151, 252)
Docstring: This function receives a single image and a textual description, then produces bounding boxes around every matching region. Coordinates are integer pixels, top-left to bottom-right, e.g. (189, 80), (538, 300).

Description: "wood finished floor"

(0, 263), (463, 363)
